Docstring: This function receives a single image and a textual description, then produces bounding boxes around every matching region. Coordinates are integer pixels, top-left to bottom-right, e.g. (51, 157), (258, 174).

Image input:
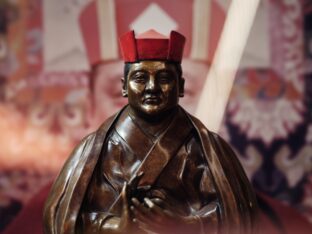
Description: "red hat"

(119, 29), (186, 63)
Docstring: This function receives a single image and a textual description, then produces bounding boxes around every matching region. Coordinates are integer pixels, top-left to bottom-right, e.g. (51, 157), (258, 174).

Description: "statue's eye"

(157, 72), (171, 84)
(132, 73), (147, 83)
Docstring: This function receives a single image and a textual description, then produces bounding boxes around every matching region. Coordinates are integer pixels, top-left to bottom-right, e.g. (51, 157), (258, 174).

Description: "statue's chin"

(142, 104), (165, 115)
(129, 105), (178, 121)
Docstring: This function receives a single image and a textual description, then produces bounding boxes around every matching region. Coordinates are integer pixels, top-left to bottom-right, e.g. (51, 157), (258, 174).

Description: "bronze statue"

(43, 30), (258, 234)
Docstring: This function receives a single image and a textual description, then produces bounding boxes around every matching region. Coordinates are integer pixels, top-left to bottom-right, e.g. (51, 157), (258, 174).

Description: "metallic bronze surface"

(124, 61), (183, 118)
(43, 61), (258, 234)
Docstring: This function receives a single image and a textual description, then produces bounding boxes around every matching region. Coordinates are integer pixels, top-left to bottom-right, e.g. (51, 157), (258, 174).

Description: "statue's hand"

(119, 182), (134, 231)
(100, 182), (133, 234)
(127, 172), (151, 198)
(101, 172), (148, 234)
(130, 197), (199, 234)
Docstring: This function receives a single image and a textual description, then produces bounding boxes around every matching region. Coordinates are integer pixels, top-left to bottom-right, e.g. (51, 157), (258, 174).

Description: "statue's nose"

(145, 76), (157, 92)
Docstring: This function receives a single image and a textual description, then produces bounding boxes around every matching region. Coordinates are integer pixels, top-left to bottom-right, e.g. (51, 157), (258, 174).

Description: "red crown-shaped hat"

(119, 29), (186, 63)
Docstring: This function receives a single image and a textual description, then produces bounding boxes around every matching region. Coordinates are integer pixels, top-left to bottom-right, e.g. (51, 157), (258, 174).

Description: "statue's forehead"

(128, 61), (175, 73)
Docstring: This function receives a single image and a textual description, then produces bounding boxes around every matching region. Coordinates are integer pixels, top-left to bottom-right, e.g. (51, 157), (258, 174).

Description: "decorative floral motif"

(228, 98), (304, 145)
(234, 145), (263, 181)
(306, 124), (312, 143)
(228, 68), (305, 145)
(274, 145), (312, 188)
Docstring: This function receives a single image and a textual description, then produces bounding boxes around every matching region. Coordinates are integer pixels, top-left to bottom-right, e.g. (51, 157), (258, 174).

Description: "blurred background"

(0, 0), (311, 232)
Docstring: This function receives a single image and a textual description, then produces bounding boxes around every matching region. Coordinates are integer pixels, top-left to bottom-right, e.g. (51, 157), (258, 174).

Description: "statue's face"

(125, 61), (183, 117)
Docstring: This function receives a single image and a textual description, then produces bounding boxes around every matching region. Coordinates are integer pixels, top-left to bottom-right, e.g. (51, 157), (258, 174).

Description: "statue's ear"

(179, 77), (185, 97)
(121, 77), (128, 97)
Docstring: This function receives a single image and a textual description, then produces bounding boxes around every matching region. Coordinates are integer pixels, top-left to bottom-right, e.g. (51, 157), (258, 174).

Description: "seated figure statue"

(43, 30), (258, 234)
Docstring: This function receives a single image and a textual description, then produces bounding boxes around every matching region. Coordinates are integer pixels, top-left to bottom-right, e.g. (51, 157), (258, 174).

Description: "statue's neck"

(127, 106), (177, 138)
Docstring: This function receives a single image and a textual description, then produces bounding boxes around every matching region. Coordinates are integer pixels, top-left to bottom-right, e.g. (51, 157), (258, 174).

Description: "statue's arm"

(190, 178), (220, 233)
(183, 135), (221, 233)
(43, 133), (96, 234)
(78, 173), (147, 233)
(130, 194), (218, 234)
(130, 142), (220, 234)
(79, 186), (132, 234)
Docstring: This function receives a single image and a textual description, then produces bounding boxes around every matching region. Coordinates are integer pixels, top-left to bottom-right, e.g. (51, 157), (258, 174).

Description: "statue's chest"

(82, 131), (143, 211)
(101, 130), (143, 187)
(84, 124), (204, 212)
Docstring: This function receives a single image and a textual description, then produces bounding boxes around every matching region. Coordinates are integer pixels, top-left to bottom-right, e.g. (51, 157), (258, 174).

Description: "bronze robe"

(43, 106), (257, 234)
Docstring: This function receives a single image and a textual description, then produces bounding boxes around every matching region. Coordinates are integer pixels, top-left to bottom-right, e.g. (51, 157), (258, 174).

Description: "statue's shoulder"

(181, 107), (230, 150)
(97, 114), (118, 132)
(42, 113), (121, 231)
(181, 107), (216, 137)
(96, 106), (127, 133)
(71, 107), (126, 163)
(43, 132), (96, 232)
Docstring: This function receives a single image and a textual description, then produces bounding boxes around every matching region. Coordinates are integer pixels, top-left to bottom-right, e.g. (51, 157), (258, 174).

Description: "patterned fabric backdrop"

(0, 0), (311, 231)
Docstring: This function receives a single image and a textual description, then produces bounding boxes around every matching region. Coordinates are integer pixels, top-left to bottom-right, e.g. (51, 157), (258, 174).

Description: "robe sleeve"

(43, 110), (125, 234)
(43, 133), (96, 234)
(188, 112), (258, 234)
(182, 136), (220, 233)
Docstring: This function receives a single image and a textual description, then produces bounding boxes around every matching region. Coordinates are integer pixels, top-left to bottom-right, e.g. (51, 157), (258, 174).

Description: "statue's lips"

(143, 96), (161, 105)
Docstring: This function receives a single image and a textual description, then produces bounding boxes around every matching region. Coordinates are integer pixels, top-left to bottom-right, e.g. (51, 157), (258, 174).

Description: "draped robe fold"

(43, 106), (257, 234)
